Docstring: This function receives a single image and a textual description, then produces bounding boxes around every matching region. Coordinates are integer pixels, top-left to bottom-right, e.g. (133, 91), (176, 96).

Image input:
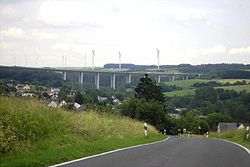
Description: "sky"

(0, 0), (250, 67)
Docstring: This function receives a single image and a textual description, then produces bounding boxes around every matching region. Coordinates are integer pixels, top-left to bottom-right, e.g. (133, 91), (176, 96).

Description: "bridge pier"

(157, 75), (161, 83)
(126, 73), (132, 84)
(62, 71), (67, 80)
(172, 75), (175, 82)
(186, 75), (189, 80)
(95, 73), (100, 89)
(79, 72), (84, 84)
(111, 73), (116, 90)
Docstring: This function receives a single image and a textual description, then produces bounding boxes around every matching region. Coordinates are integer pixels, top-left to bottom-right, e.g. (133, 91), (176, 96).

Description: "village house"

(217, 122), (237, 133)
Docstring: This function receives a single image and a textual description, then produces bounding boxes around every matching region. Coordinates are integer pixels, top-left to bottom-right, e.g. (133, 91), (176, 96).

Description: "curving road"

(52, 137), (250, 167)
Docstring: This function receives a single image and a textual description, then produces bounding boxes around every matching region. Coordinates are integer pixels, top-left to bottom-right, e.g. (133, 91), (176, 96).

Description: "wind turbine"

(156, 48), (160, 70)
(84, 54), (87, 67)
(92, 50), (95, 70)
(118, 51), (121, 70)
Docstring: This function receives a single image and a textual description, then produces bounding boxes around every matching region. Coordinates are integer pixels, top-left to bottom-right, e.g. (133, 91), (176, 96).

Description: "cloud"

(38, 1), (105, 27)
(31, 30), (58, 39)
(162, 8), (211, 24)
(198, 44), (227, 55)
(229, 47), (250, 55)
(0, 27), (25, 38)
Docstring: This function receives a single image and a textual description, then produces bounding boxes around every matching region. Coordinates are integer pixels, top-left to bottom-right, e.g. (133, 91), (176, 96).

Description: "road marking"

(49, 137), (169, 167)
(215, 138), (250, 155)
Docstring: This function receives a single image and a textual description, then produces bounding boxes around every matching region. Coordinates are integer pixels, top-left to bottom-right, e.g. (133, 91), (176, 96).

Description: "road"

(53, 137), (250, 167)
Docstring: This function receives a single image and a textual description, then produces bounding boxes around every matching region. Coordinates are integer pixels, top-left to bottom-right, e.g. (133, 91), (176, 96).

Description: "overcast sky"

(1, 0), (250, 67)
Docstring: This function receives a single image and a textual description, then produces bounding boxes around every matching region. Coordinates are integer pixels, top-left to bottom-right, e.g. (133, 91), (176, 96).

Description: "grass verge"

(0, 96), (165, 167)
(209, 130), (250, 149)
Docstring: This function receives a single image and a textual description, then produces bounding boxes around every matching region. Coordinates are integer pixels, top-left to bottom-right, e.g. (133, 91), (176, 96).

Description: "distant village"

(3, 81), (122, 111)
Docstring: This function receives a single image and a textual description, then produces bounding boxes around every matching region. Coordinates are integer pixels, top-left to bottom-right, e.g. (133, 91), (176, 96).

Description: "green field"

(164, 79), (250, 97)
(0, 96), (164, 167)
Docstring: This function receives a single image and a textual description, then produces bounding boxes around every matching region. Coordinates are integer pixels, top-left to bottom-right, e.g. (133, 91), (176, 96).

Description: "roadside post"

(178, 128), (181, 138)
(206, 132), (209, 138)
(188, 132), (190, 138)
(246, 126), (249, 139)
(144, 122), (147, 137)
(164, 129), (166, 135)
(198, 125), (202, 135)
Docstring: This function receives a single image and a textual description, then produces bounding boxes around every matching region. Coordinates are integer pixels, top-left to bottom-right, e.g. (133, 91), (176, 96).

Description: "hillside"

(0, 96), (164, 167)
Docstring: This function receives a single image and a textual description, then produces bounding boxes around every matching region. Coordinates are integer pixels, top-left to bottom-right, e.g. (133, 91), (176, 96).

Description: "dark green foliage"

(191, 119), (210, 134)
(119, 97), (165, 126)
(158, 83), (182, 92)
(134, 74), (165, 102)
(0, 68), (63, 87)
(206, 113), (231, 131)
(75, 92), (84, 105)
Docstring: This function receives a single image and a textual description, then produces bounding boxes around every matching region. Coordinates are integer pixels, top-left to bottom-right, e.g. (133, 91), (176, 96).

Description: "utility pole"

(156, 48), (160, 70)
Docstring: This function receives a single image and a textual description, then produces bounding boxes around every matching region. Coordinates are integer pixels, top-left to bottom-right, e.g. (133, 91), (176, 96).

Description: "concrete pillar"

(169, 76), (172, 82)
(63, 71), (67, 80)
(111, 73), (116, 90)
(183, 76), (185, 80)
(95, 73), (100, 89)
(157, 75), (161, 83)
(186, 75), (189, 80)
(125, 74), (132, 84)
(79, 72), (84, 84)
(172, 75), (175, 82)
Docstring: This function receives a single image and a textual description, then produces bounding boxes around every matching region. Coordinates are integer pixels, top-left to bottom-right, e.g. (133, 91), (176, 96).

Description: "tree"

(119, 74), (166, 131)
(134, 74), (165, 102)
(206, 113), (231, 131)
(75, 92), (84, 105)
(191, 119), (210, 134)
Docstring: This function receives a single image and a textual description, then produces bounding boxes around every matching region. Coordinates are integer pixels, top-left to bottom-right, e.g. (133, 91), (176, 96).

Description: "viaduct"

(1, 66), (194, 90)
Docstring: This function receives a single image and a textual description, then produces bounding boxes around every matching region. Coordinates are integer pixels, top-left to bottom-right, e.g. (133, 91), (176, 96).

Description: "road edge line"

(215, 138), (250, 155)
(49, 136), (169, 167)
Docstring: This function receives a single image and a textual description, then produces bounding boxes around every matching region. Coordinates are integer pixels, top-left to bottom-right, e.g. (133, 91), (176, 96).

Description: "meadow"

(164, 79), (250, 96)
(0, 96), (164, 167)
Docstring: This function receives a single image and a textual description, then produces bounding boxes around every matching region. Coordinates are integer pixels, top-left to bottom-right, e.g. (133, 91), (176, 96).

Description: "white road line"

(215, 138), (250, 155)
(49, 137), (169, 167)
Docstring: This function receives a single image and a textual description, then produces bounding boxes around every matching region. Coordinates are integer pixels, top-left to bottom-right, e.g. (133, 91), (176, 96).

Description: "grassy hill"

(0, 96), (164, 167)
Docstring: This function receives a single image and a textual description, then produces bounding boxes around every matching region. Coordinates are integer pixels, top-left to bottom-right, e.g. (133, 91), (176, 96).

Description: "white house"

(48, 101), (58, 108)
(59, 100), (67, 107)
(23, 84), (31, 90)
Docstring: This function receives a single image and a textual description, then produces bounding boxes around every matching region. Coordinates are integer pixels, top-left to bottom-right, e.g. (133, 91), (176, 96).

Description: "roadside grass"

(209, 130), (250, 149)
(0, 96), (165, 167)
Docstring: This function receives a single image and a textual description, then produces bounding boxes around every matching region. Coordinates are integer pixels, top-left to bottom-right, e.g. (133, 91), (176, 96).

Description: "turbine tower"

(92, 50), (95, 70)
(118, 51), (121, 70)
(62, 56), (64, 67)
(84, 54), (87, 67)
(156, 48), (160, 70)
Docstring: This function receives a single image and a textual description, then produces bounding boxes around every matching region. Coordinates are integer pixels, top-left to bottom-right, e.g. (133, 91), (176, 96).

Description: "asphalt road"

(54, 137), (250, 167)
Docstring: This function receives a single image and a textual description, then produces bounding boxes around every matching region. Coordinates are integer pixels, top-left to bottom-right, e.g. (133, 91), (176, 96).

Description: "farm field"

(164, 79), (250, 97)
